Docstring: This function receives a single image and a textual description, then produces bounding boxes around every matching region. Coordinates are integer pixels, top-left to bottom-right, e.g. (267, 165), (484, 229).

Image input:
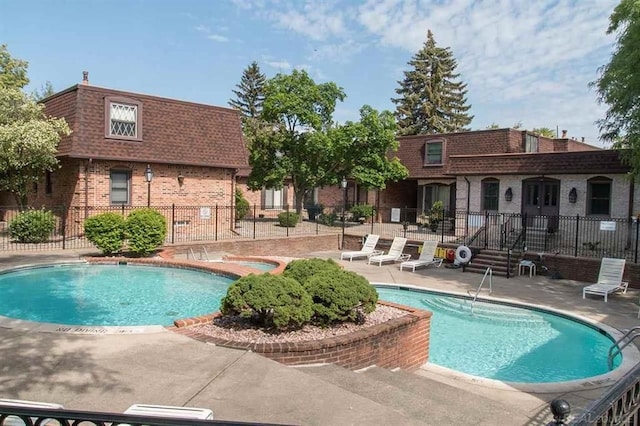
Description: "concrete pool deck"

(1, 248), (639, 425)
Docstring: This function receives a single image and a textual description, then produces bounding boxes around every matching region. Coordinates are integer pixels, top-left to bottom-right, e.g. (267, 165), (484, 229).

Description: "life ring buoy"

(455, 245), (472, 264)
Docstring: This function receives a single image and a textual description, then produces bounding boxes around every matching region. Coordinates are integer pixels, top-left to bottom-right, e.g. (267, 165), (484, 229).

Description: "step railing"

(469, 266), (493, 314)
(608, 326), (640, 369)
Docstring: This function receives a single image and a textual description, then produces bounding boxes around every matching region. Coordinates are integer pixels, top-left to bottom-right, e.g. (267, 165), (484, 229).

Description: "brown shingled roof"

(45, 84), (248, 169)
(447, 150), (629, 176)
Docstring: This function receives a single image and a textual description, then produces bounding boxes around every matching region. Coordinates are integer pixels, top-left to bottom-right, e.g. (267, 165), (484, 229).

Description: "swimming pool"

(0, 264), (234, 326)
(376, 285), (621, 383)
(227, 261), (276, 272)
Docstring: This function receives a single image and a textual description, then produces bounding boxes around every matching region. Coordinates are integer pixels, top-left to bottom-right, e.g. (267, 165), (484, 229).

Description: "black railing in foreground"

(0, 405), (286, 426)
(1, 205), (640, 262)
(546, 361), (640, 425)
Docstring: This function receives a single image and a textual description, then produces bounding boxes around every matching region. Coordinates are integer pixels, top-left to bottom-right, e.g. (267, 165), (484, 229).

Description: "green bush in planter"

(125, 208), (167, 256)
(277, 211), (299, 227)
(221, 274), (313, 330)
(304, 269), (378, 325)
(84, 212), (126, 255)
(9, 209), (56, 243)
(283, 258), (341, 286)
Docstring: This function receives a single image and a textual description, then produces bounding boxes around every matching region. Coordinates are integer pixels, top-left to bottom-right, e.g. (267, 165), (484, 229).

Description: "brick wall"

(177, 301), (431, 371)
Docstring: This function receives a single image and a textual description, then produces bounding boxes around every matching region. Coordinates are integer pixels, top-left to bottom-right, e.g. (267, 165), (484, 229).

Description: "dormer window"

(105, 97), (143, 141)
(424, 140), (444, 166)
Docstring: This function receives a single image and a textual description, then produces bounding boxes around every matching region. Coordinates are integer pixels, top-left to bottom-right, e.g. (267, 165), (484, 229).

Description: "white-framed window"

(110, 170), (131, 205)
(105, 96), (142, 140)
(587, 177), (611, 216)
(424, 140), (444, 165)
(524, 134), (539, 152)
(110, 103), (137, 137)
(263, 187), (286, 209)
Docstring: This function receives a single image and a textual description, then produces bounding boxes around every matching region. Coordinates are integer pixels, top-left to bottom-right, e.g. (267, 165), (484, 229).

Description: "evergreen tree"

(228, 61), (266, 124)
(392, 30), (473, 135)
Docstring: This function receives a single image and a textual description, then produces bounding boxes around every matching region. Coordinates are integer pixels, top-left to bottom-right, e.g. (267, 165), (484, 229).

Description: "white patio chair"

(400, 240), (443, 272)
(582, 258), (628, 302)
(368, 237), (411, 266)
(340, 234), (382, 261)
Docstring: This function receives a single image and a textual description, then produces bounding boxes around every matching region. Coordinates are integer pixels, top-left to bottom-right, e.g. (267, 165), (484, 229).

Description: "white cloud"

(208, 34), (229, 42)
(309, 40), (367, 63)
(266, 1), (347, 41)
(264, 60), (292, 70)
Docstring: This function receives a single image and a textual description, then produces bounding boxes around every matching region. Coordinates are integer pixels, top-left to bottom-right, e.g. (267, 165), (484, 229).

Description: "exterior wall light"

(177, 172), (185, 187)
(569, 187), (577, 203)
(505, 187), (513, 202)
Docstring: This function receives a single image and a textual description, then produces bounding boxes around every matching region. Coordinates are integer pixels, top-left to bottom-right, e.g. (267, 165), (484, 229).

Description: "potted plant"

(429, 201), (444, 232)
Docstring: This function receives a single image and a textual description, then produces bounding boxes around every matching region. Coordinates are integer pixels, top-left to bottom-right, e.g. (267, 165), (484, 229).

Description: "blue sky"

(1, 0), (617, 146)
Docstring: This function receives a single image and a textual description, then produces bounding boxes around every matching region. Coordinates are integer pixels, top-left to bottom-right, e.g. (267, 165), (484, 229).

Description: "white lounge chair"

(368, 237), (411, 266)
(582, 258), (628, 302)
(340, 234), (382, 261)
(124, 404), (213, 420)
(0, 399), (64, 426)
(400, 240), (443, 272)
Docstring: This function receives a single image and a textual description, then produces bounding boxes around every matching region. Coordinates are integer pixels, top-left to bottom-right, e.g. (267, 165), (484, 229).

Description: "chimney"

(561, 129), (567, 138)
(82, 71), (89, 85)
(581, 137), (585, 143)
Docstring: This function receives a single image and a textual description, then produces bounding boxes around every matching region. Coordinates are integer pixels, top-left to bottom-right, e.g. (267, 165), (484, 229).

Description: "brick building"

(16, 74), (249, 234)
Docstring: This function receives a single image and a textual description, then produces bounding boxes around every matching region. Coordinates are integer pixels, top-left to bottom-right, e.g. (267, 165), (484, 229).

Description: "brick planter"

(174, 301), (431, 372)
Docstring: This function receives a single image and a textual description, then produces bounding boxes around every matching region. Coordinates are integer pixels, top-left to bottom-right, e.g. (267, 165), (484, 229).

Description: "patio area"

(0, 248), (639, 425)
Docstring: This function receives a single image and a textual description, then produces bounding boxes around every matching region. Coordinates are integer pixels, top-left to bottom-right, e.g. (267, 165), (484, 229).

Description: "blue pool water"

(0, 264), (234, 326)
(232, 261), (276, 272)
(377, 286), (620, 383)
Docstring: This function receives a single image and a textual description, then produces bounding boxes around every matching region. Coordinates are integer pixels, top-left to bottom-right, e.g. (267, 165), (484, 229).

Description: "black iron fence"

(1, 204), (639, 261)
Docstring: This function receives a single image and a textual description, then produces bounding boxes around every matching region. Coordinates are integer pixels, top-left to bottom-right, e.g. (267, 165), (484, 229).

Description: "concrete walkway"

(0, 249), (639, 425)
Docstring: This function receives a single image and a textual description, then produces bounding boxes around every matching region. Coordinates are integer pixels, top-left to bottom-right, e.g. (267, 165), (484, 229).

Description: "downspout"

(464, 176), (470, 240)
(84, 159), (91, 222)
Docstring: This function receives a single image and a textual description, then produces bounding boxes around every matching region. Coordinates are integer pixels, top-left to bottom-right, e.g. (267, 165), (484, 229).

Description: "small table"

(518, 260), (536, 277)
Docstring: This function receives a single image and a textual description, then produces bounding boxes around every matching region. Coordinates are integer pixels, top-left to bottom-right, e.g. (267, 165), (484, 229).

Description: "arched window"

(481, 178), (499, 211)
(587, 176), (611, 216)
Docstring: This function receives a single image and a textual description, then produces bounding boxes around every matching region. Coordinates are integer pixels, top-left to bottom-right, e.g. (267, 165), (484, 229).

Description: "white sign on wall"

(390, 208), (401, 223)
(200, 207), (211, 220)
(600, 221), (616, 231)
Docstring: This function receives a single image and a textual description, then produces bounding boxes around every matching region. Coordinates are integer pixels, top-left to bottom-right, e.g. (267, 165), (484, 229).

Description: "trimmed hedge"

(9, 209), (56, 243)
(125, 208), (167, 256)
(304, 269), (378, 325)
(283, 258), (341, 286)
(277, 211), (299, 227)
(235, 188), (250, 221)
(84, 212), (125, 255)
(221, 274), (313, 330)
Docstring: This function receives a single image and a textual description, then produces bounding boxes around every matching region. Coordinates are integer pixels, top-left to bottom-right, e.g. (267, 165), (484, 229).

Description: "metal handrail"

(202, 246), (210, 261)
(608, 326), (640, 369)
(469, 266), (493, 314)
(188, 247), (196, 260)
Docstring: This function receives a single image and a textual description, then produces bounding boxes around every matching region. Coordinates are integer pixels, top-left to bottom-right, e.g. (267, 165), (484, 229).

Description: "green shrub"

(283, 258), (341, 286)
(235, 188), (250, 221)
(277, 211), (299, 227)
(125, 208), (167, 256)
(8, 209), (56, 243)
(304, 269), (378, 325)
(350, 204), (374, 220)
(84, 213), (126, 255)
(318, 211), (337, 226)
(221, 274), (313, 330)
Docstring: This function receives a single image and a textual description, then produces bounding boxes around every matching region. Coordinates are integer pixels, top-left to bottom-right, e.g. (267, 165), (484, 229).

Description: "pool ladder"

(608, 325), (640, 369)
(468, 266), (493, 314)
(187, 247), (210, 261)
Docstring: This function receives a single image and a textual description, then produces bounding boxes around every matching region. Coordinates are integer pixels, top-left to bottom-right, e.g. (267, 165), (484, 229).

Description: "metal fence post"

(171, 203), (175, 244)
(484, 210), (489, 249)
(215, 205), (218, 241)
(61, 206), (67, 250)
(253, 204), (256, 239)
(574, 214), (580, 257)
(635, 216), (639, 264)
(371, 207), (375, 235)
(402, 206), (407, 239)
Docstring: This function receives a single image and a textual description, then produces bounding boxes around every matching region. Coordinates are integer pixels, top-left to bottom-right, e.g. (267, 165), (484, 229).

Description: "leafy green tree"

(31, 81), (55, 101)
(593, 0), (640, 174)
(248, 70), (407, 214)
(228, 61), (266, 129)
(531, 127), (556, 138)
(0, 44), (29, 89)
(392, 30), (473, 135)
(0, 46), (70, 206)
